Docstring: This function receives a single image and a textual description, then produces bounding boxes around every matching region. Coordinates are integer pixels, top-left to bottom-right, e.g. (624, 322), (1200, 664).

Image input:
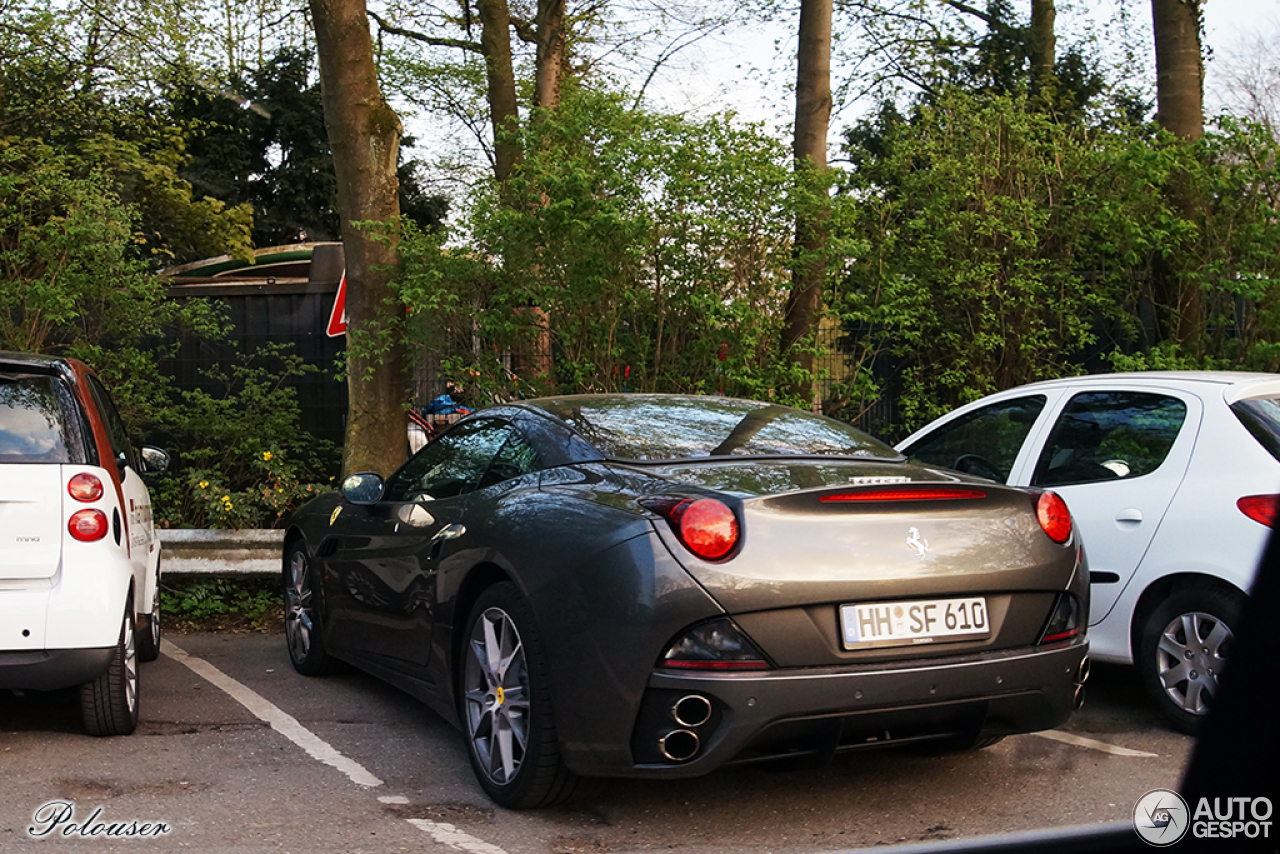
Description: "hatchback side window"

(1032, 392), (1187, 487)
(385, 420), (513, 502)
(903, 395), (1047, 482)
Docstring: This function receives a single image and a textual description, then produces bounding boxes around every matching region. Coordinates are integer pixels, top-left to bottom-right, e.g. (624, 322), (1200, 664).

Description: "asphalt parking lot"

(2, 631), (1194, 854)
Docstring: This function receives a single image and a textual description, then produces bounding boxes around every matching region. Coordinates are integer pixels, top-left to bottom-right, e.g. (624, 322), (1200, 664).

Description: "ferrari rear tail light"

(68, 508), (109, 542)
(67, 473), (104, 502)
(639, 496), (739, 560)
(1238, 494), (1280, 527)
(1039, 594), (1082, 645)
(662, 618), (769, 670)
(1036, 491), (1073, 544)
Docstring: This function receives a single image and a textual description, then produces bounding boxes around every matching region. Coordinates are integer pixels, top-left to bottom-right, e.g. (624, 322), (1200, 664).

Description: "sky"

(634, 0), (1280, 130)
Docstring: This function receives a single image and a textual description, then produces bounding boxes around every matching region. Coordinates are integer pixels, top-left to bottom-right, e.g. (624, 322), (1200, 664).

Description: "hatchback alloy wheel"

(1155, 610), (1232, 717)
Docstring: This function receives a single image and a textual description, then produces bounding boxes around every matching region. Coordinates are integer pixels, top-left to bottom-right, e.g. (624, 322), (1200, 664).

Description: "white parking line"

(1033, 729), (1160, 757)
(408, 819), (512, 854)
(161, 640), (384, 788)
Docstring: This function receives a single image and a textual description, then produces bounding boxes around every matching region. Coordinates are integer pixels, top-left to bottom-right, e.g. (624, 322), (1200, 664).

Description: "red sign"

(326, 271), (347, 337)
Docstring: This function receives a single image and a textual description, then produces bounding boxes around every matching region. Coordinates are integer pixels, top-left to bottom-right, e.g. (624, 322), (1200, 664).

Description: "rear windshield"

(527, 395), (900, 461)
(1232, 396), (1280, 463)
(0, 372), (88, 463)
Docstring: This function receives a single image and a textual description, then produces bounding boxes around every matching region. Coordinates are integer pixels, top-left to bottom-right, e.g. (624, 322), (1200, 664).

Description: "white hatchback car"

(896, 371), (1280, 732)
(0, 353), (168, 735)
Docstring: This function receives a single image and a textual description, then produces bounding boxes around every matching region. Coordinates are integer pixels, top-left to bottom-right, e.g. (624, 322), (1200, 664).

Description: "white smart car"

(897, 371), (1280, 733)
(0, 353), (168, 735)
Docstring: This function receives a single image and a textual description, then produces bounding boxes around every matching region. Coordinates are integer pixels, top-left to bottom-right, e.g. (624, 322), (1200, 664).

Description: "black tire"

(80, 593), (140, 736)
(136, 584), (162, 663)
(459, 582), (578, 809)
(1137, 584), (1245, 735)
(284, 541), (337, 676)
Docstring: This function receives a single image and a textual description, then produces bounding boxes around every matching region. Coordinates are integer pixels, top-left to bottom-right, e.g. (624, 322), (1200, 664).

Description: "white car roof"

(1009, 371), (1280, 402)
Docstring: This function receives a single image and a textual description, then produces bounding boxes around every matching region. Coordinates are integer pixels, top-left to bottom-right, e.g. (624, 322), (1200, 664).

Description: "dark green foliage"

(146, 343), (339, 529)
(162, 49), (447, 247)
(160, 577), (282, 632)
(837, 89), (1280, 437)
(391, 88), (815, 407)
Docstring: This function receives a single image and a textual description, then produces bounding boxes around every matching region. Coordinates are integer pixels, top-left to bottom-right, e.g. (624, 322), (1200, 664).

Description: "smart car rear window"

(1231, 397), (1280, 463)
(529, 395), (899, 461)
(0, 372), (89, 463)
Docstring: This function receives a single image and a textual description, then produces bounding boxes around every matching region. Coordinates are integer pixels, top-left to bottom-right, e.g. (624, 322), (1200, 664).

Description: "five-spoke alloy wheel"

(285, 541), (335, 676)
(460, 583), (576, 808)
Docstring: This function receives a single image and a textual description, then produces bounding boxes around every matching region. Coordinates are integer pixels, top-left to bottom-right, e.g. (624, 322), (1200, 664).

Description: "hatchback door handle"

(1116, 508), (1143, 523)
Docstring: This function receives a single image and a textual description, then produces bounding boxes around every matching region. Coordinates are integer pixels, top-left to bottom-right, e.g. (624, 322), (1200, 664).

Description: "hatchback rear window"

(0, 373), (88, 463)
(1231, 396), (1280, 463)
(528, 395), (899, 461)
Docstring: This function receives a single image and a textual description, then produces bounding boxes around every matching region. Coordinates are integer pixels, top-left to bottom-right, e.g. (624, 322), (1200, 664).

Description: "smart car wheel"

(460, 583), (577, 809)
(80, 593), (139, 736)
(1138, 584), (1244, 734)
(136, 586), (162, 662)
(284, 541), (336, 676)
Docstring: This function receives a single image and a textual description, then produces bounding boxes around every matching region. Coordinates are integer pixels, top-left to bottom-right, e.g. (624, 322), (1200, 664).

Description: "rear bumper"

(583, 640), (1087, 778)
(0, 647), (113, 691)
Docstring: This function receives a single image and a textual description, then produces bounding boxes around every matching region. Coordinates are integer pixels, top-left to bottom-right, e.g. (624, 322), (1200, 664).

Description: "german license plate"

(840, 597), (990, 649)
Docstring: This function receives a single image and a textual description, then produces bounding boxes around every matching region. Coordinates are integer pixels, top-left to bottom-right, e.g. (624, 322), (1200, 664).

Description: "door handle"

(431, 523), (466, 543)
(1115, 508), (1143, 523)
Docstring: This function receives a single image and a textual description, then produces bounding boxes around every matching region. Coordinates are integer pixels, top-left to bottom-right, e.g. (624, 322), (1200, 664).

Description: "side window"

(385, 420), (512, 502)
(903, 395), (1047, 482)
(477, 430), (542, 490)
(86, 375), (136, 471)
(1032, 392), (1187, 487)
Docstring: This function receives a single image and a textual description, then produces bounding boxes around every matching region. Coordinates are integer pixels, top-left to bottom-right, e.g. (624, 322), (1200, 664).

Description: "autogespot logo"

(1134, 789), (1190, 847)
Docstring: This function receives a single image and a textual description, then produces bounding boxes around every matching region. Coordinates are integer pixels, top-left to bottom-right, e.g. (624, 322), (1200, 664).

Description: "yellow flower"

(198, 481), (209, 489)
(263, 451), (273, 461)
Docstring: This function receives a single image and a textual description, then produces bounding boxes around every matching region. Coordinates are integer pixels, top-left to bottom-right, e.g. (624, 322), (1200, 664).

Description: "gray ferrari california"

(282, 394), (1089, 808)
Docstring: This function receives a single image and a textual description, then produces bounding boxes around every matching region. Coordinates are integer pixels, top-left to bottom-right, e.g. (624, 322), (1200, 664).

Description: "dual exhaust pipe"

(1073, 655), (1090, 711)
(658, 695), (714, 762)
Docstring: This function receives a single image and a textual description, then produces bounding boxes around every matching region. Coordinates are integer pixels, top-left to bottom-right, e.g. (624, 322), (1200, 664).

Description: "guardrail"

(159, 529), (284, 577)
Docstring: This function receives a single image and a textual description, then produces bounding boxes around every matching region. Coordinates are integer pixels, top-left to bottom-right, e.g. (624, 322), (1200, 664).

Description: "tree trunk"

(477, 0), (522, 182)
(1029, 0), (1056, 94)
(1151, 0), (1205, 347)
(310, 0), (408, 477)
(534, 0), (567, 110)
(781, 0), (832, 409)
(1152, 0), (1204, 140)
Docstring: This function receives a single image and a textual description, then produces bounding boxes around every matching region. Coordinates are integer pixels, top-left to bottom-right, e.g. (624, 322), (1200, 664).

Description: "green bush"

(147, 343), (339, 529)
(160, 577), (282, 633)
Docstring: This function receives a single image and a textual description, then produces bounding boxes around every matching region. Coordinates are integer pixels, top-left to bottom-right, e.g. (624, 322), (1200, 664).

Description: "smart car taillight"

(68, 473), (104, 502)
(1036, 491), (1073, 544)
(68, 508), (109, 542)
(1238, 494), (1280, 527)
(640, 496), (739, 560)
(662, 618), (769, 670)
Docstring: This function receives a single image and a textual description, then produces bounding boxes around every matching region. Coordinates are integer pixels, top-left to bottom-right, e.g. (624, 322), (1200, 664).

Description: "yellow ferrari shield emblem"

(329, 506), (342, 526)
(496, 686), (506, 706)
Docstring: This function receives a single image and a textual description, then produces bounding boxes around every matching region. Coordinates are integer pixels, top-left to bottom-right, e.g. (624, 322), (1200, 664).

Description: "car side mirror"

(342, 472), (385, 504)
(140, 445), (170, 475)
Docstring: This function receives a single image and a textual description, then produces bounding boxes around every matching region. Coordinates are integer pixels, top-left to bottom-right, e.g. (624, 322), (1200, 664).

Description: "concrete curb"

(159, 529), (284, 577)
